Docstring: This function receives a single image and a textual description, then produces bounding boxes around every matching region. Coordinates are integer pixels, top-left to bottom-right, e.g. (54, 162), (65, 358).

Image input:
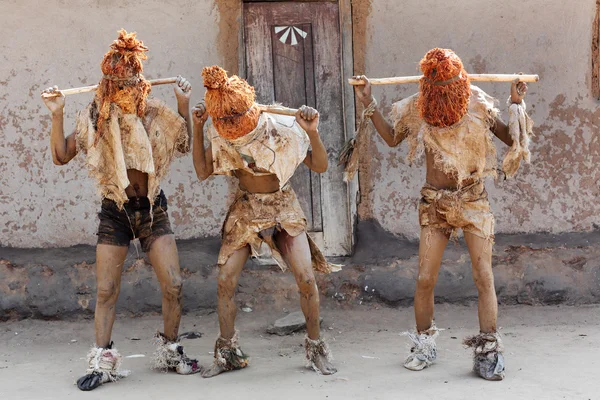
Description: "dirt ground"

(0, 304), (597, 400)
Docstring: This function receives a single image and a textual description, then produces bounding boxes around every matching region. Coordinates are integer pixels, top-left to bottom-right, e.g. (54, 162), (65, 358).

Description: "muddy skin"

(415, 227), (497, 333)
(201, 230), (336, 377)
(465, 232), (497, 333)
(95, 244), (128, 347)
(276, 230), (336, 375)
(148, 234), (184, 341)
(94, 233), (184, 346)
(413, 226), (449, 333)
(124, 169), (149, 197)
(201, 247), (248, 378)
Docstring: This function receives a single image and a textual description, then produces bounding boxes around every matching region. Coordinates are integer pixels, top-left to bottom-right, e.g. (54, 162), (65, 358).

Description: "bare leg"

(147, 234), (183, 341)
(216, 246), (249, 339)
(414, 227), (450, 332)
(147, 235), (203, 375)
(78, 244), (128, 391)
(276, 230), (336, 375)
(201, 246), (249, 378)
(404, 227), (451, 371)
(277, 231), (320, 339)
(95, 244), (129, 347)
(464, 232), (497, 333)
(463, 232), (504, 380)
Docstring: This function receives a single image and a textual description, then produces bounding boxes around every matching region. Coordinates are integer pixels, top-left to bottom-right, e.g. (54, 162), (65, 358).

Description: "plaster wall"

(0, 0), (240, 247)
(1, 0), (598, 247)
(358, 0), (599, 238)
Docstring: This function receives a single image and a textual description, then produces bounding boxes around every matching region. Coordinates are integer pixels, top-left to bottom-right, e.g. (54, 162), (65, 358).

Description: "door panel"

(244, 1), (351, 255)
(271, 22), (321, 230)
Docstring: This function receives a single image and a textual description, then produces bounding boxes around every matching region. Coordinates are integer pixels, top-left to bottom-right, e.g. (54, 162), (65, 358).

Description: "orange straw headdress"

(202, 66), (260, 140)
(417, 48), (471, 127)
(95, 29), (151, 144)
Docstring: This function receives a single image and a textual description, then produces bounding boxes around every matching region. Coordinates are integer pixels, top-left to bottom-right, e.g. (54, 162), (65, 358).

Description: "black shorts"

(97, 191), (173, 252)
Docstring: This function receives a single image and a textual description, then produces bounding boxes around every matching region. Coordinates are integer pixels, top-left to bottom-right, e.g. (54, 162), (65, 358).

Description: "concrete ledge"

(2, 220), (600, 320)
(336, 220), (600, 306)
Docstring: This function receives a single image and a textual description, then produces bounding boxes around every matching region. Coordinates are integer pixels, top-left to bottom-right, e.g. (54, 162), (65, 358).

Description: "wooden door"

(244, 1), (352, 256)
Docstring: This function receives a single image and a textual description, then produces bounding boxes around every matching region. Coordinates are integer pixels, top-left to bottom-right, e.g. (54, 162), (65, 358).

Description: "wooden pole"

(258, 104), (298, 116)
(348, 73), (539, 86)
(41, 77), (179, 98)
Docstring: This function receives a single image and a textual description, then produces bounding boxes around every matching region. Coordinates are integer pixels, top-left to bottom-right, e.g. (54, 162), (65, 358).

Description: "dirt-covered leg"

(202, 246), (250, 378)
(463, 232), (504, 380)
(276, 230), (336, 375)
(94, 244), (128, 347)
(148, 234), (183, 340)
(148, 234), (201, 375)
(78, 244), (128, 391)
(464, 232), (497, 333)
(405, 226), (449, 371)
(414, 226), (450, 331)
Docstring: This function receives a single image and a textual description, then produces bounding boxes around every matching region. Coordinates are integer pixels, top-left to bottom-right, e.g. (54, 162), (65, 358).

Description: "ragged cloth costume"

(76, 97), (189, 247)
(70, 30), (199, 392)
(202, 67), (339, 371)
(207, 111), (339, 371)
(75, 98), (201, 388)
(209, 112), (337, 274)
(76, 97), (189, 211)
(343, 48), (534, 381)
(392, 84), (532, 379)
(391, 85), (533, 241)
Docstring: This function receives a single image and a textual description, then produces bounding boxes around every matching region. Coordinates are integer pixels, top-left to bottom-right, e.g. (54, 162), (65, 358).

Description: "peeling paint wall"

(1, 0), (598, 248)
(358, 0), (600, 238)
(0, 0), (240, 247)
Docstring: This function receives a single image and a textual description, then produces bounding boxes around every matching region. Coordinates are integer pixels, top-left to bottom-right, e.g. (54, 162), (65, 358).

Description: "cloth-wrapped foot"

(403, 325), (440, 371)
(305, 335), (337, 375)
(153, 332), (202, 375)
(463, 332), (505, 381)
(202, 330), (249, 378)
(77, 342), (129, 391)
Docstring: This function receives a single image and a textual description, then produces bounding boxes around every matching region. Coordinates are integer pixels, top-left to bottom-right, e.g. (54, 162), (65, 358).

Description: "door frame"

(237, 0), (357, 256)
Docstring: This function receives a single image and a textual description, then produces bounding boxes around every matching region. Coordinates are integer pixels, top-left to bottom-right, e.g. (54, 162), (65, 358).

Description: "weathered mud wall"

(0, 0), (240, 247)
(357, 0), (600, 238)
(2, 0), (597, 248)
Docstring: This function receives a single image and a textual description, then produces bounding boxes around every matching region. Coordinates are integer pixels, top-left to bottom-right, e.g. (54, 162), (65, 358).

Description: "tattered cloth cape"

(391, 85), (533, 182)
(208, 112), (339, 273)
(76, 97), (189, 209)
